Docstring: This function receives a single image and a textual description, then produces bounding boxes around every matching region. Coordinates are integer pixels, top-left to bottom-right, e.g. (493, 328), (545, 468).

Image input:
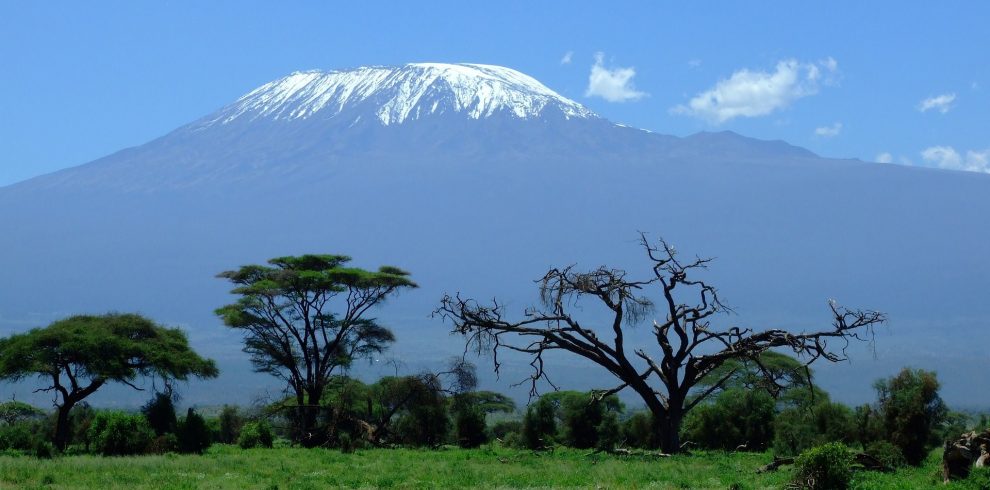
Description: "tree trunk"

(53, 402), (74, 452)
(654, 410), (683, 454)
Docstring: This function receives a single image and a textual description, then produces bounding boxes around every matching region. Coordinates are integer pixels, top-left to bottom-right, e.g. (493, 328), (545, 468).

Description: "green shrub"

(87, 411), (154, 456)
(217, 405), (244, 444)
(793, 442), (853, 490)
(33, 440), (54, 459)
(773, 401), (856, 456)
(622, 411), (654, 449)
(522, 397), (556, 449)
(0, 423), (39, 451)
(147, 433), (180, 454)
(683, 388), (776, 451)
(454, 406), (488, 448)
(141, 393), (177, 436)
(238, 420), (274, 449)
(595, 412), (621, 452)
(489, 420), (522, 441)
(873, 368), (946, 466)
(864, 440), (906, 469)
(177, 408), (211, 454)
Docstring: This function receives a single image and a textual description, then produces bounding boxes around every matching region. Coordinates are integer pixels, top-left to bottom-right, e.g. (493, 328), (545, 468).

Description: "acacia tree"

(215, 254), (416, 446)
(0, 313), (218, 451)
(437, 235), (885, 453)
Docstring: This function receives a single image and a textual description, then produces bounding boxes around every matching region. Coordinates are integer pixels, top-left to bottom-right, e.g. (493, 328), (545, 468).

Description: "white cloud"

(920, 146), (990, 173)
(688, 59), (702, 69)
(584, 52), (647, 102)
(671, 58), (838, 123)
(875, 152), (893, 164)
(560, 51), (573, 65)
(814, 122), (843, 138)
(917, 93), (956, 114)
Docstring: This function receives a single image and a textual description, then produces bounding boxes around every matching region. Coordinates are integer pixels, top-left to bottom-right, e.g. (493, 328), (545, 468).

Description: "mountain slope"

(1, 63), (988, 408)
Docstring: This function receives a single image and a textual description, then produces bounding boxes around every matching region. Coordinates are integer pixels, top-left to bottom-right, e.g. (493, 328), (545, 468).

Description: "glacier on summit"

(202, 63), (597, 127)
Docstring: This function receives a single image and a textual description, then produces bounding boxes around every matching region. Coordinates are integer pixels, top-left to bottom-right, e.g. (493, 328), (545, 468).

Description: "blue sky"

(2, 1), (987, 186)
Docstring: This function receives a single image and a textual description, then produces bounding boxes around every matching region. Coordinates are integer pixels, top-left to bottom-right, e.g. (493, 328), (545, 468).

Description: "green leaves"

(0, 314), (219, 385)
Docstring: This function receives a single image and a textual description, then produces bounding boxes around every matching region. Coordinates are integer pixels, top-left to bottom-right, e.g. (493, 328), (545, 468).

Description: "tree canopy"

(216, 254), (416, 446)
(0, 313), (218, 450)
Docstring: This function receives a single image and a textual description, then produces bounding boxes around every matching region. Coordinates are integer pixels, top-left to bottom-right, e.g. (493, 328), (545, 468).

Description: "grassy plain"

(0, 444), (984, 489)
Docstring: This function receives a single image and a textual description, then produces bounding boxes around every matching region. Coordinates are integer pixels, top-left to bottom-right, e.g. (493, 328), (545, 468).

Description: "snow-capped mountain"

(200, 63), (597, 127)
(1, 63), (989, 408)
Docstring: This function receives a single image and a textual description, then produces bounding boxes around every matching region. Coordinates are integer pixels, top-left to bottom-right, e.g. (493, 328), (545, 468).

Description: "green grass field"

(0, 445), (981, 489)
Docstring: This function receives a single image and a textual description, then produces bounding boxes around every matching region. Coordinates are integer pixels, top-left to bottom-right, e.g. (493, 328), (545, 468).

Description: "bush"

(489, 420), (522, 441)
(596, 412), (621, 452)
(87, 411), (154, 456)
(33, 440), (54, 459)
(773, 401), (856, 457)
(864, 440), (906, 469)
(622, 411), (654, 449)
(683, 388), (776, 451)
(217, 405), (244, 444)
(142, 393), (178, 436)
(454, 406), (488, 448)
(793, 442), (853, 490)
(0, 423), (39, 451)
(147, 433), (180, 454)
(874, 368), (946, 466)
(238, 420), (274, 449)
(522, 397), (556, 449)
(176, 408), (211, 454)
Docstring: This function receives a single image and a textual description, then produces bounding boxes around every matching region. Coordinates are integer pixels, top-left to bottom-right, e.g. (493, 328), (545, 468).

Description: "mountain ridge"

(1, 63), (989, 407)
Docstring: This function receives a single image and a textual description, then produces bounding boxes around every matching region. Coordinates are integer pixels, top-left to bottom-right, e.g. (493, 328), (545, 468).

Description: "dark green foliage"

(773, 401), (856, 457)
(238, 420), (275, 449)
(395, 390), (448, 447)
(864, 440), (907, 469)
(853, 404), (885, 445)
(218, 405), (245, 444)
(0, 423), (39, 451)
(0, 313), (217, 450)
(489, 420), (522, 441)
(142, 393), (178, 436)
(937, 410), (971, 444)
(596, 412), (621, 452)
(69, 403), (96, 451)
(453, 405), (487, 448)
(541, 391), (622, 449)
(177, 408), (211, 454)
(216, 254), (415, 446)
(147, 433), (180, 454)
(622, 411), (655, 449)
(522, 397), (557, 449)
(793, 442), (853, 490)
(682, 388), (776, 451)
(87, 411), (154, 456)
(874, 368), (946, 466)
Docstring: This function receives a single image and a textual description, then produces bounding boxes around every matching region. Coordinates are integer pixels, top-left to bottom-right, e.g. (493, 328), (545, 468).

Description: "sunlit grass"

(0, 444), (981, 489)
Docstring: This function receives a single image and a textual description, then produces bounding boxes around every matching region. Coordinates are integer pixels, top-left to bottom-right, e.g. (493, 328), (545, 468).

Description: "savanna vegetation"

(1, 245), (987, 488)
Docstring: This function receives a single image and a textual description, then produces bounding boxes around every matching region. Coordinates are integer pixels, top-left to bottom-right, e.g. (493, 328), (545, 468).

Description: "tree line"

(0, 236), (967, 468)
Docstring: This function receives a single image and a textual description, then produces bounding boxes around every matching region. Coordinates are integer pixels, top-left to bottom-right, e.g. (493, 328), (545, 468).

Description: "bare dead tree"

(435, 234), (885, 453)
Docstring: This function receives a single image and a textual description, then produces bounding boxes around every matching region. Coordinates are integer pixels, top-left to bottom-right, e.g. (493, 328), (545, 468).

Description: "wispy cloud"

(875, 152), (893, 163)
(560, 51), (573, 65)
(917, 93), (956, 114)
(585, 52), (647, 102)
(814, 122), (843, 138)
(671, 57), (838, 124)
(920, 146), (990, 173)
(688, 59), (702, 69)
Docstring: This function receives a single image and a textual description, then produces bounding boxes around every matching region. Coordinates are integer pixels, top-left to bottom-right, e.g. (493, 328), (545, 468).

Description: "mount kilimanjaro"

(2, 63), (988, 406)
